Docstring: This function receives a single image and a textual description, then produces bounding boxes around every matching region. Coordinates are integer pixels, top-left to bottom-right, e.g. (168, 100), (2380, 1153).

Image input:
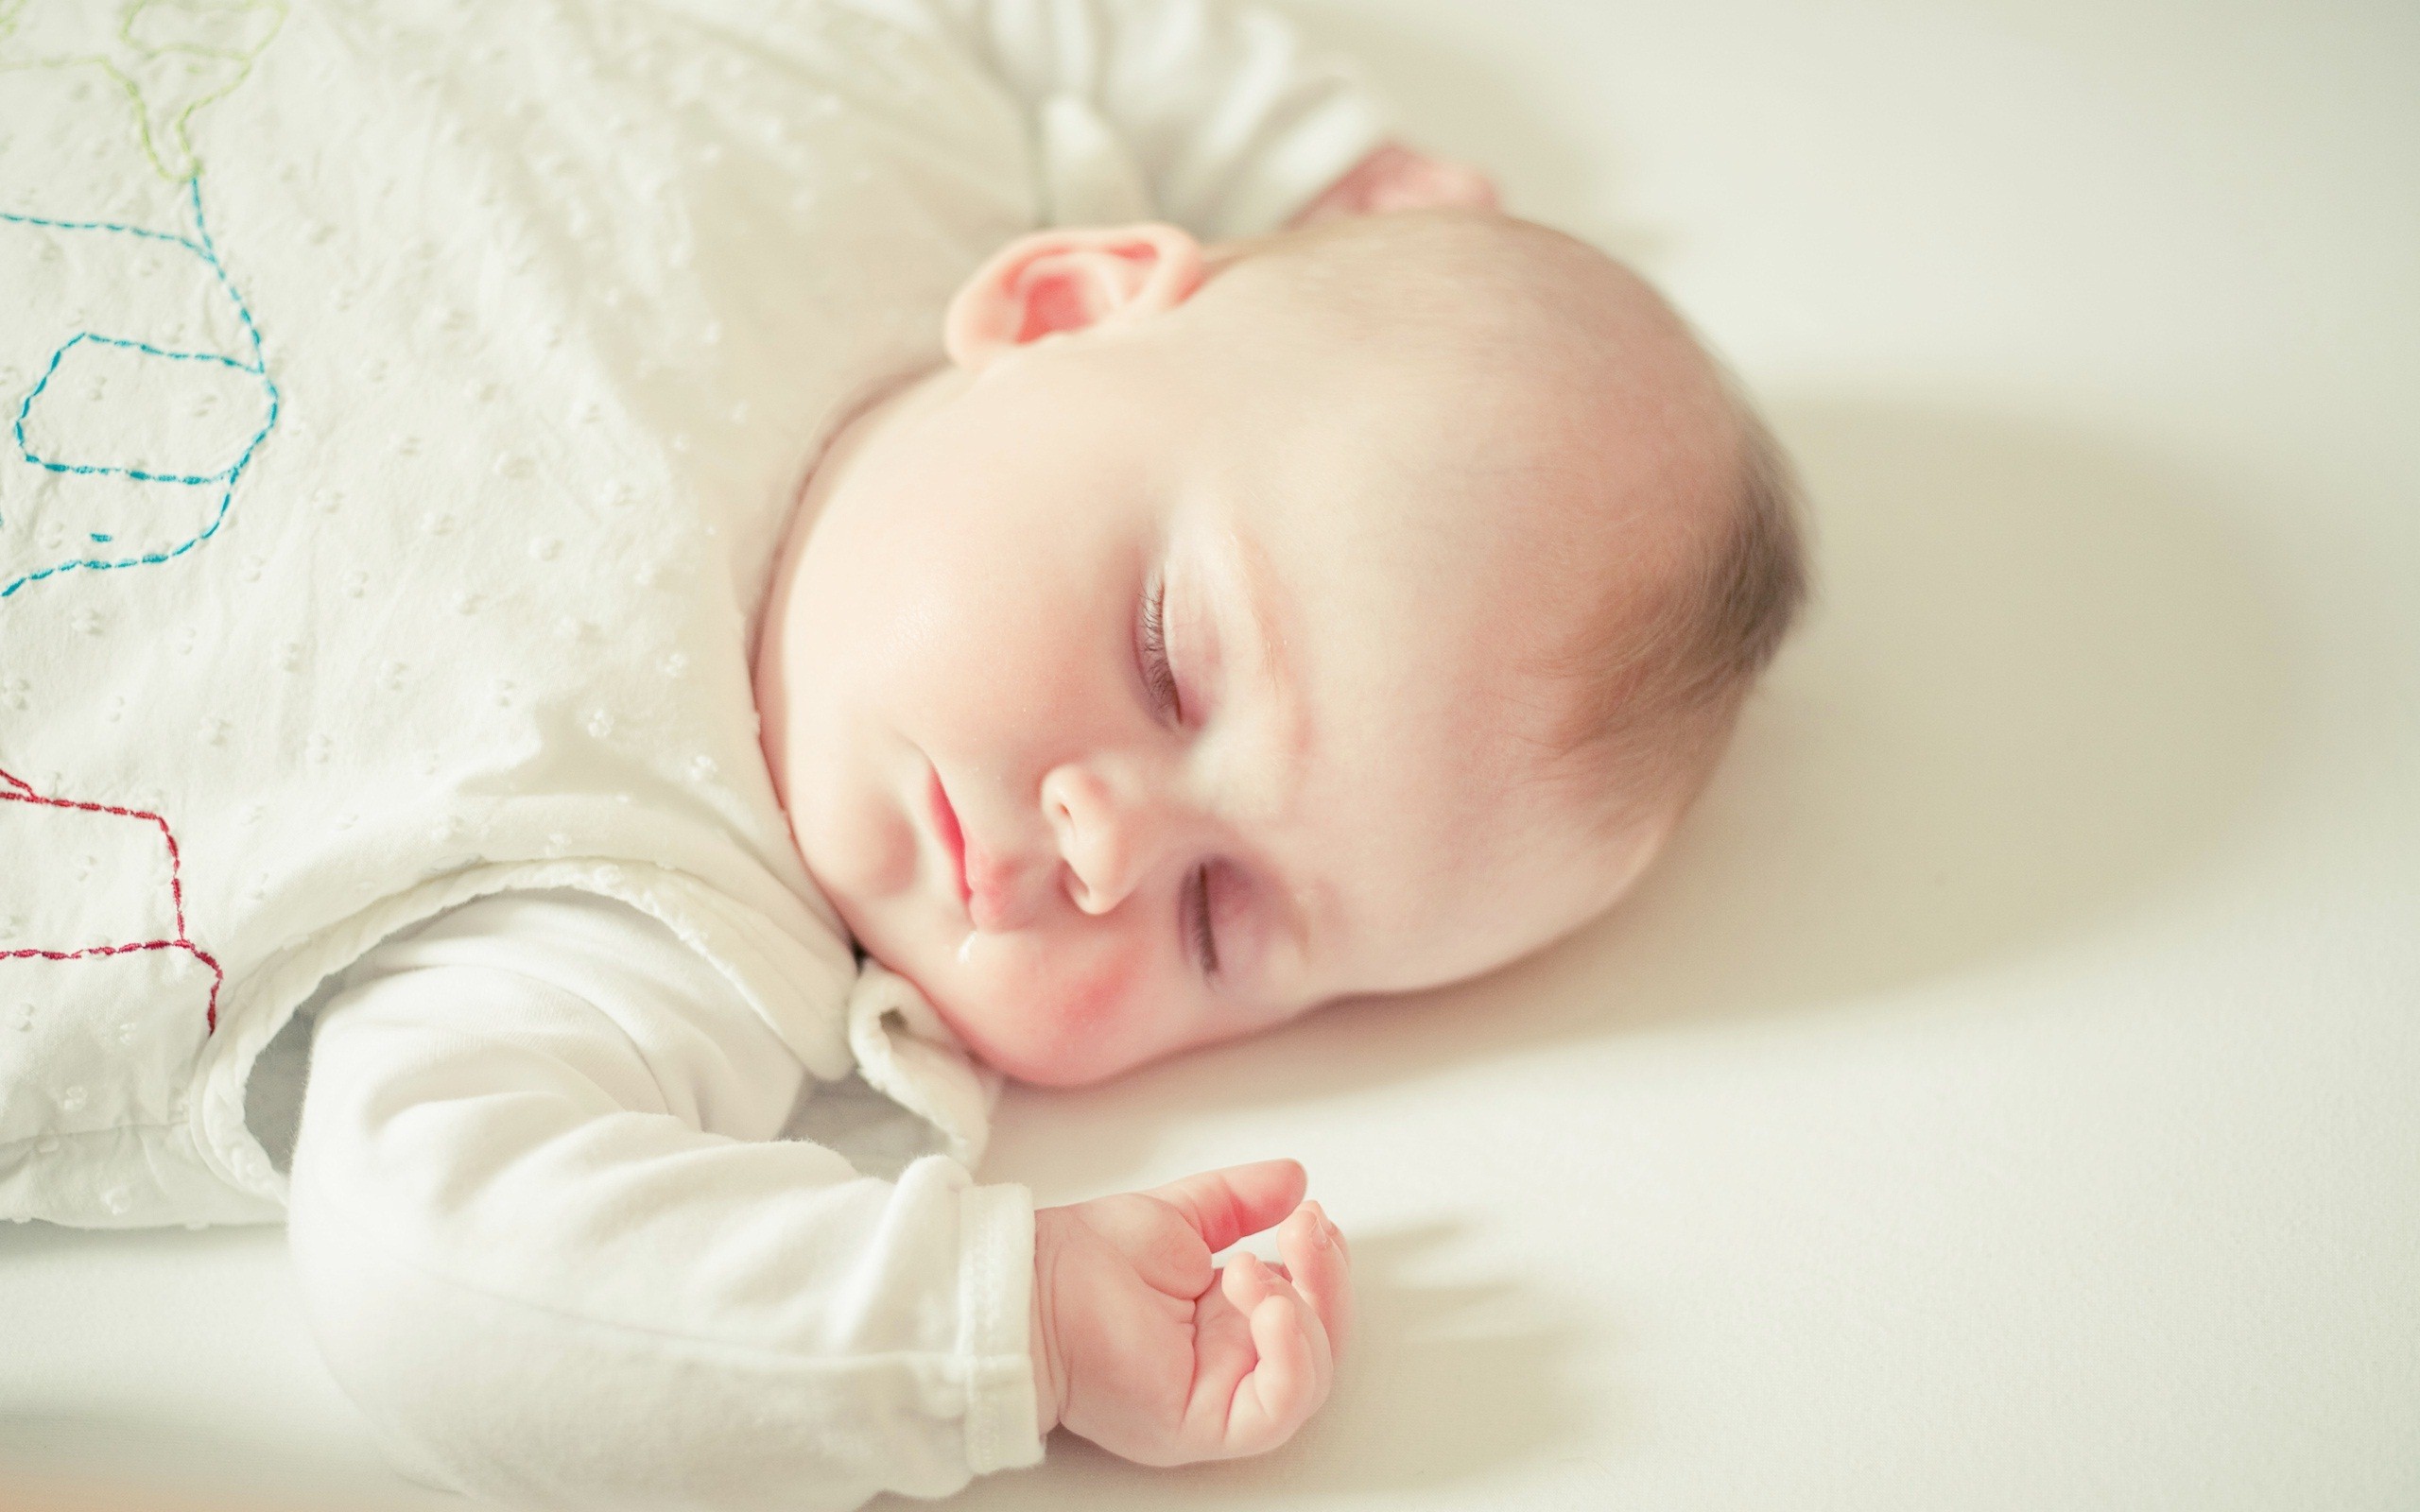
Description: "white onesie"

(290, 888), (1034, 1508)
(0, 0), (1385, 1504)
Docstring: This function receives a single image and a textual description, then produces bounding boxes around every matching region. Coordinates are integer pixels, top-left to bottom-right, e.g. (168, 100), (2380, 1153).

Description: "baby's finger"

(1226, 1290), (1321, 1454)
(1438, 163), (1501, 211)
(1266, 1217), (1332, 1395)
(1153, 1160), (1308, 1253)
(1219, 1246), (1278, 1316)
(1276, 1202), (1353, 1362)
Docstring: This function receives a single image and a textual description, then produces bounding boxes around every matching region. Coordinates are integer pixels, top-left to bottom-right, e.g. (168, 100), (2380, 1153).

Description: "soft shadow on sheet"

(1586, 392), (2297, 1028)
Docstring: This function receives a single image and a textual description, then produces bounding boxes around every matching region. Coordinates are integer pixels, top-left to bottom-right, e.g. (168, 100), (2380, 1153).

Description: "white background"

(5, 1), (2415, 1507)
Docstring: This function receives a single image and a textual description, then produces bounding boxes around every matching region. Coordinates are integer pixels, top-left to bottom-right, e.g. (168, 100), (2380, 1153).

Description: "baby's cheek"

(1022, 942), (1152, 1087)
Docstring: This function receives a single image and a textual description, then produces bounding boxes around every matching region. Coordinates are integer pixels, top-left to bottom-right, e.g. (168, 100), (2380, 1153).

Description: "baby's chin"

(833, 913), (1086, 1085)
(883, 949), (1158, 1090)
(908, 976), (1128, 1089)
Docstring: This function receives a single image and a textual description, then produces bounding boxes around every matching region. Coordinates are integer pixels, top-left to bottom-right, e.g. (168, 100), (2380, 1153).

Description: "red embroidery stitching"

(0, 765), (222, 1032)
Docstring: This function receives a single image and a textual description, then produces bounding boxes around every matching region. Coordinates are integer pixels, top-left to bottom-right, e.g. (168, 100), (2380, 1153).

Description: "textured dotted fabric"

(0, 0), (1386, 1228)
(0, 0), (1046, 1227)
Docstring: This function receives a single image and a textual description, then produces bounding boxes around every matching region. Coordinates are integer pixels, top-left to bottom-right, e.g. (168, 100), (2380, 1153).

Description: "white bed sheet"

(5, 1), (2414, 1507)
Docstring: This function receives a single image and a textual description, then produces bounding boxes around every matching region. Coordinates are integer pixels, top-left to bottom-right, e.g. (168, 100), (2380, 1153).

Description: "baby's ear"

(943, 223), (1204, 369)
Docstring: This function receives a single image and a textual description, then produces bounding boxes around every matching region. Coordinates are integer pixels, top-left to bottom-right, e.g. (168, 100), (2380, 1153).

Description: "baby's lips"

(963, 844), (1029, 931)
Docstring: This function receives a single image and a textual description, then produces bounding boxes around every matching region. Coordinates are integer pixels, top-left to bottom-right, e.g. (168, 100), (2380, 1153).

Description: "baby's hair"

(1206, 209), (1809, 838)
(1537, 356), (1808, 836)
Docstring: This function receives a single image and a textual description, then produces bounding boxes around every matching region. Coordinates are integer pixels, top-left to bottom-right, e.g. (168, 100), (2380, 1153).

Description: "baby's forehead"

(1226, 397), (1689, 674)
(1191, 506), (1621, 953)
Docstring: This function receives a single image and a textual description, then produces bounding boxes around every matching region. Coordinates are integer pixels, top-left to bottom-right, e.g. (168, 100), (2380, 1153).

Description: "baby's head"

(754, 209), (1806, 1087)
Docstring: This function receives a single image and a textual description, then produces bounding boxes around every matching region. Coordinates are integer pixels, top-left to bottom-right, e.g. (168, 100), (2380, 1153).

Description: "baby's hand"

(1030, 1160), (1352, 1467)
(1291, 141), (1501, 225)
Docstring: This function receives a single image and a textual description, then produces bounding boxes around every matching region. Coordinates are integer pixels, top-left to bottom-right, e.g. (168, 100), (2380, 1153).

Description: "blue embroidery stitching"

(0, 176), (277, 599)
(16, 334), (272, 484)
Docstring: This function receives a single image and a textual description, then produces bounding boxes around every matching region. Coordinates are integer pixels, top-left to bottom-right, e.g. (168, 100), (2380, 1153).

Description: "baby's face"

(755, 229), (1677, 1086)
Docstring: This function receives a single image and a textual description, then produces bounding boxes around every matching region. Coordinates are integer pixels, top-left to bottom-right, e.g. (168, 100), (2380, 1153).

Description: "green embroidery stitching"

(0, 0), (285, 181)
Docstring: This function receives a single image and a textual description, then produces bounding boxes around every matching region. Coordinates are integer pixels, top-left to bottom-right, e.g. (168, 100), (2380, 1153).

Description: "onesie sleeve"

(285, 889), (1041, 1512)
(933, 0), (1391, 238)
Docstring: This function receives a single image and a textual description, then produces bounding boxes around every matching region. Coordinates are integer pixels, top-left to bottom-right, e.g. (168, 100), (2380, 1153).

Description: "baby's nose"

(1042, 765), (1173, 917)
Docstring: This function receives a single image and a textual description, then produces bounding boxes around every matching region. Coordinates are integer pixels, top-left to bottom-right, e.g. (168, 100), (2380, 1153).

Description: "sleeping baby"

(0, 0), (1804, 1506)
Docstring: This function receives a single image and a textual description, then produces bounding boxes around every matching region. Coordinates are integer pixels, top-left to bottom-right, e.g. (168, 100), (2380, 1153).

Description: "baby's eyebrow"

(1211, 515), (1305, 768)
(1201, 515), (1325, 982)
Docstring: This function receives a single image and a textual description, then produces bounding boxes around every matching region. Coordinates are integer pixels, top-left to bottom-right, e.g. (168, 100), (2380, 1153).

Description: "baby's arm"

(1288, 139), (1501, 224)
(286, 890), (1038, 1509)
(1031, 1160), (1354, 1463)
(937, 0), (1392, 237)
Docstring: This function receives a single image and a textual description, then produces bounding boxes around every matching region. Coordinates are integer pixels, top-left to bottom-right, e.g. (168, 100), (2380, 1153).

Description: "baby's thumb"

(1150, 1160), (1308, 1252)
